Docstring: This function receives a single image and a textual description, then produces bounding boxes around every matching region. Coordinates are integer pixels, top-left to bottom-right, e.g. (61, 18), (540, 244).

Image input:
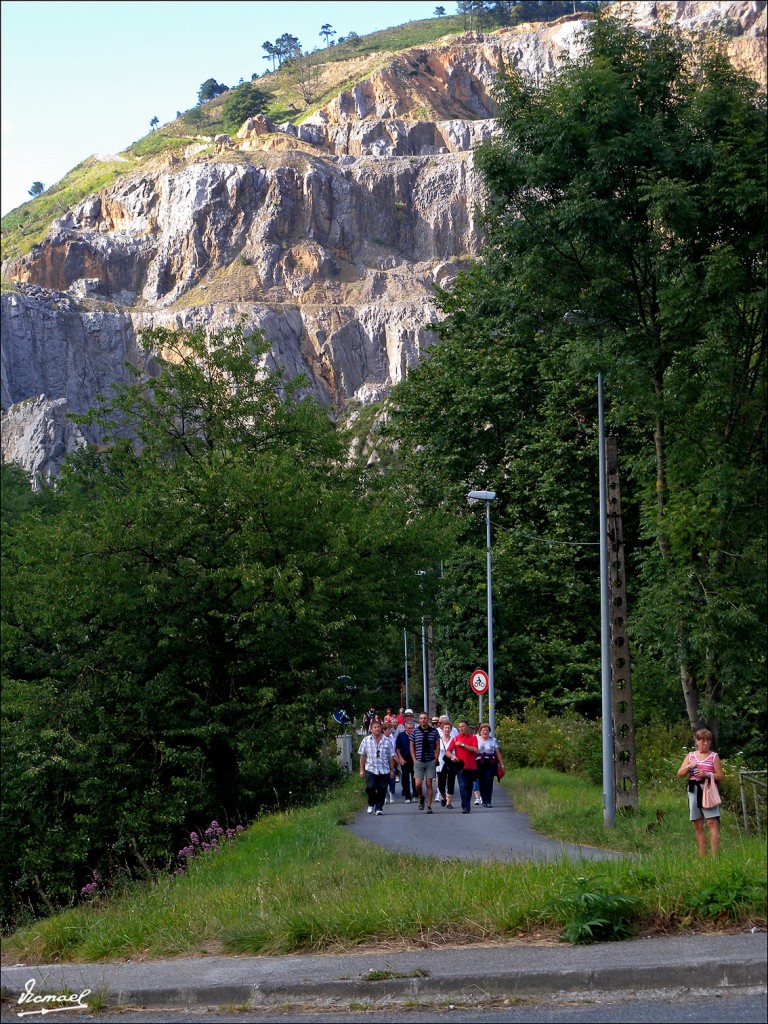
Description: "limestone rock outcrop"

(2, 0), (765, 481)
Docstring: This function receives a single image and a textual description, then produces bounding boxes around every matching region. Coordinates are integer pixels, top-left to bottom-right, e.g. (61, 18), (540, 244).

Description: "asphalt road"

(3, 989), (765, 1023)
(346, 777), (623, 861)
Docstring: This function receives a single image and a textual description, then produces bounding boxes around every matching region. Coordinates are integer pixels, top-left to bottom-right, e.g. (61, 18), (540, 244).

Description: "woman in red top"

(676, 728), (723, 857)
(447, 720), (478, 814)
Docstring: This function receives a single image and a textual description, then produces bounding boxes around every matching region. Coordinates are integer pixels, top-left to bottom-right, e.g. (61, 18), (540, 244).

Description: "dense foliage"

(388, 14), (767, 748)
(0, 324), (454, 923)
(221, 82), (269, 133)
(197, 78), (228, 104)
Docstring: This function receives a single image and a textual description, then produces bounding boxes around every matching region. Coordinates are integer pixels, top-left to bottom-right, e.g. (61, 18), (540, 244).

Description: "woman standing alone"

(676, 728), (723, 857)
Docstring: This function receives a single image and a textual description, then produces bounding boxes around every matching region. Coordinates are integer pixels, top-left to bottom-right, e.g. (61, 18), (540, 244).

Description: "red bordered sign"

(470, 669), (489, 695)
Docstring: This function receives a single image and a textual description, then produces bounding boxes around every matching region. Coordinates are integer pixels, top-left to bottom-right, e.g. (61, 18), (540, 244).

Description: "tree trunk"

(679, 658), (702, 734)
(656, 403), (703, 730)
(654, 410), (671, 560)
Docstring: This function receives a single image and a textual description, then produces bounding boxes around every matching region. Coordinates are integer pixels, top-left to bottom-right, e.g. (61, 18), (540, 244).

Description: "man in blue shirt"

(395, 720), (416, 802)
(410, 712), (440, 813)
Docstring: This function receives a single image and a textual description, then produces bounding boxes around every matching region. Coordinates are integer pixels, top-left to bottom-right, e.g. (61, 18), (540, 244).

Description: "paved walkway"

(347, 778), (622, 861)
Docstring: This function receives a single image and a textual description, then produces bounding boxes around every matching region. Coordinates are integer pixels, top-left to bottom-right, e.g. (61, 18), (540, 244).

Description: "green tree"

(390, 13), (767, 750)
(222, 82), (269, 132)
(275, 33), (301, 66)
(1, 324), (451, 922)
(319, 23), (336, 47)
(27, 181), (45, 197)
(149, 115), (159, 131)
(197, 77), (228, 104)
(262, 41), (278, 71)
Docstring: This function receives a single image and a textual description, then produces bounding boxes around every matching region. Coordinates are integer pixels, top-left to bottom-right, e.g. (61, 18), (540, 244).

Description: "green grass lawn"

(5, 769), (765, 963)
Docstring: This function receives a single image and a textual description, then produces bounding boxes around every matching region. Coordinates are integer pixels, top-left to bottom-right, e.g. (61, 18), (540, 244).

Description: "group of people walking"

(360, 708), (725, 859)
(358, 709), (505, 816)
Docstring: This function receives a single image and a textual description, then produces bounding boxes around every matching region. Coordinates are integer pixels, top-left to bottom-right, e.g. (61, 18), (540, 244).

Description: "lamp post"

(564, 310), (615, 829)
(420, 618), (429, 713)
(468, 490), (496, 735)
(403, 629), (410, 711)
(417, 570), (428, 714)
(598, 369), (615, 828)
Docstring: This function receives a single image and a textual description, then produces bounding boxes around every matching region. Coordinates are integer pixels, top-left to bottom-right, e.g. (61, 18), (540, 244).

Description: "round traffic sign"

(470, 669), (489, 695)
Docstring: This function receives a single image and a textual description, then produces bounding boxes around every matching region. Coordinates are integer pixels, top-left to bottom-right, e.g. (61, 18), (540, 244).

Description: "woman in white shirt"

(475, 723), (505, 808)
(436, 720), (458, 808)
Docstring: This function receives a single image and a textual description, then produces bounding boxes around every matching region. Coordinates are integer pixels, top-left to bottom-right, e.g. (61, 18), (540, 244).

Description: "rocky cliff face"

(2, 1), (765, 481)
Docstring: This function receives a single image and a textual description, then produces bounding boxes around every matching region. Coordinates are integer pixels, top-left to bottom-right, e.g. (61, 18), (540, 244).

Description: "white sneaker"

(474, 796), (482, 805)
(375, 809), (383, 815)
(367, 806), (373, 814)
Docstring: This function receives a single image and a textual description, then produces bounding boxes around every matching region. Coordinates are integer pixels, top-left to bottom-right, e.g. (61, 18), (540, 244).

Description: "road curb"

(4, 952), (765, 1011)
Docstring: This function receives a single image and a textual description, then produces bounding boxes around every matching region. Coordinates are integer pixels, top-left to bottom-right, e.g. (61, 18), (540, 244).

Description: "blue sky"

(1, 0), (442, 216)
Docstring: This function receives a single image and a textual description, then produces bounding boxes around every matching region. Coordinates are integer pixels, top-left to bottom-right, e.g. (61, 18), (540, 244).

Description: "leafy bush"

(497, 704), (602, 783)
(222, 82), (269, 133)
(687, 863), (767, 921)
(547, 876), (640, 943)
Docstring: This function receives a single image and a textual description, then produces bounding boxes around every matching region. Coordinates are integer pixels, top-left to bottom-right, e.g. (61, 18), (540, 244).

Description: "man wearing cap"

(394, 708), (414, 737)
(410, 712), (440, 813)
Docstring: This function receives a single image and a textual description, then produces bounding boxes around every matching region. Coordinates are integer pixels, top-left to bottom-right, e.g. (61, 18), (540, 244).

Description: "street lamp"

(468, 490), (496, 735)
(597, 368), (615, 828)
(403, 629), (410, 711)
(417, 570), (428, 714)
(565, 310), (615, 828)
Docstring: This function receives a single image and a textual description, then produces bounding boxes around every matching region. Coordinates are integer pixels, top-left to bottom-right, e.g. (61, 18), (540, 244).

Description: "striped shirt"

(688, 751), (717, 779)
(411, 725), (440, 763)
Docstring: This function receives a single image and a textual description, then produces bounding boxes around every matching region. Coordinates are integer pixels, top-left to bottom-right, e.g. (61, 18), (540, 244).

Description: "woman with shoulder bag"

(476, 723), (505, 808)
(436, 720), (458, 808)
(676, 728), (723, 856)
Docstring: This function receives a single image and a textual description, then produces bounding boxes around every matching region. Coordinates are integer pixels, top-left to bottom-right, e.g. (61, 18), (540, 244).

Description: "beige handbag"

(702, 776), (721, 809)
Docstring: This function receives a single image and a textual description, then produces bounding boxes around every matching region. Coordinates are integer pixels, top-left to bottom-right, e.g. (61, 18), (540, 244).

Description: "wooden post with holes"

(606, 436), (638, 811)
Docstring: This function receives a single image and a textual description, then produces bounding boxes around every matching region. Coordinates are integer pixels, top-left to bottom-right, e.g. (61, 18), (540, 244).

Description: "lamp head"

(468, 490), (496, 502)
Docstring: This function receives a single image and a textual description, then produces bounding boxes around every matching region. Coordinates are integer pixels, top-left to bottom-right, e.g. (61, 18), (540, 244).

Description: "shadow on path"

(346, 780), (623, 861)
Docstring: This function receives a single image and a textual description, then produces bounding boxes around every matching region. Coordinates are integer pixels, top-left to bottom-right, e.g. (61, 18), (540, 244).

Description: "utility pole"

(606, 436), (638, 811)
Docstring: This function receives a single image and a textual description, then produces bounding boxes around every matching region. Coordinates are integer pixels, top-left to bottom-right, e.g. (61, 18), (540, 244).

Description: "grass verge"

(4, 770), (765, 963)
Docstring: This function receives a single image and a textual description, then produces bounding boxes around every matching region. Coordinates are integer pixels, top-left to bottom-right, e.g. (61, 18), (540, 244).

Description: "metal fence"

(738, 769), (767, 835)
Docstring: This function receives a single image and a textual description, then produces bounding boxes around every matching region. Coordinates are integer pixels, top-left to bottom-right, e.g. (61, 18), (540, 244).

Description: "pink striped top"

(688, 751), (716, 779)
